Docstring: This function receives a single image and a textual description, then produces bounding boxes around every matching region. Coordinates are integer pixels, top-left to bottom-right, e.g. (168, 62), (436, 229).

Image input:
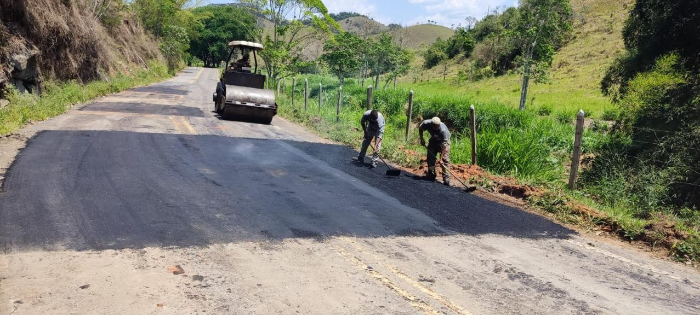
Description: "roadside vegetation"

(408, 0), (633, 118)
(274, 0), (700, 265)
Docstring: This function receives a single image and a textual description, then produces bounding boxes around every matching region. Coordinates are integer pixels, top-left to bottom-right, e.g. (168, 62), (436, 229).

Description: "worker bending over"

(357, 110), (385, 168)
(419, 117), (451, 185)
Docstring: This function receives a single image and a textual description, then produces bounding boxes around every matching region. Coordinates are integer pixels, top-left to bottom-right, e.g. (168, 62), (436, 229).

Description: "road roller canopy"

(228, 41), (264, 50)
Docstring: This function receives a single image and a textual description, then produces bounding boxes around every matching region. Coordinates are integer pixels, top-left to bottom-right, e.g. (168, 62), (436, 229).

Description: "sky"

(205, 0), (519, 28)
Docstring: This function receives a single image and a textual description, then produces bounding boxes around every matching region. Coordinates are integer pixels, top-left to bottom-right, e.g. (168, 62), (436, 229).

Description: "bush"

(554, 110), (577, 124)
(537, 105), (553, 116)
(601, 108), (620, 121)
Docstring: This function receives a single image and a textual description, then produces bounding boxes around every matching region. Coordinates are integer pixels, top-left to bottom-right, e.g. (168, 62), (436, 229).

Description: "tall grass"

(0, 61), (169, 135)
(279, 74), (604, 183)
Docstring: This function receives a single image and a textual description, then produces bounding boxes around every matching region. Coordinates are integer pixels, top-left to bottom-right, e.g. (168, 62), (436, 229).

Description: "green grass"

(398, 0), (635, 119)
(400, 77), (615, 119)
(0, 61), (170, 136)
(279, 74), (605, 184)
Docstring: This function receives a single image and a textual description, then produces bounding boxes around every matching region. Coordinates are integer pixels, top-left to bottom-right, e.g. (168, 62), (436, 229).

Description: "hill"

(401, 0), (635, 118)
(338, 16), (388, 37)
(389, 24), (454, 50)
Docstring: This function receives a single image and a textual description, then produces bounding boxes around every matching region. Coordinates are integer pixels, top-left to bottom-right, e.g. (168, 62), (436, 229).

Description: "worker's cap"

(431, 117), (441, 125)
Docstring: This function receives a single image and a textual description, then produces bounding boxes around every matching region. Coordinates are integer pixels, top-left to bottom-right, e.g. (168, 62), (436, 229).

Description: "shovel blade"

(385, 169), (401, 177)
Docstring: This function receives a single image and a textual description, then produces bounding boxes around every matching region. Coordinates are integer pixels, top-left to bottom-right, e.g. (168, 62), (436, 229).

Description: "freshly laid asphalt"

(0, 131), (572, 251)
(0, 68), (698, 315)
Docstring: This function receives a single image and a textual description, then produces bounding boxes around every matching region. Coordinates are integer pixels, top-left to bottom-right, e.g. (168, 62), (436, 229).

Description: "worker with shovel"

(419, 117), (451, 185)
(357, 110), (385, 168)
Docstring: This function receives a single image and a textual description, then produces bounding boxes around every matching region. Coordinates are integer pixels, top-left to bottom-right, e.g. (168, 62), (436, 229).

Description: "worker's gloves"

(420, 139), (426, 147)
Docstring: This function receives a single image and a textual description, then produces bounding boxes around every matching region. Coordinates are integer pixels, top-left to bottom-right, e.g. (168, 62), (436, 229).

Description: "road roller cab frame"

(214, 41), (277, 124)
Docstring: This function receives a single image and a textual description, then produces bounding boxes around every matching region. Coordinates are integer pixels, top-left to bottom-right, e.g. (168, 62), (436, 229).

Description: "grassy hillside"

(270, 16), (453, 61)
(338, 16), (388, 36)
(389, 24), (454, 50)
(0, 0), (161, 84)
(401, 0), (635, 118)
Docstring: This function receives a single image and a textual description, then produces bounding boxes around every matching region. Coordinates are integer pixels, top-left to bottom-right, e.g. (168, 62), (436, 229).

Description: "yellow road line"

(190, 68), (203, 85)
(334, 245), (443, 315)
(170, 116), (196, 135)
(169, 116), (186, 133)
(178, 116), (196, 134)
(344, 238), (473, 315)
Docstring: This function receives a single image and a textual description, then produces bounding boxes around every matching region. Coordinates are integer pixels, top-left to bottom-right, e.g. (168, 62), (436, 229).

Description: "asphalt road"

(1, 68), (699, 315)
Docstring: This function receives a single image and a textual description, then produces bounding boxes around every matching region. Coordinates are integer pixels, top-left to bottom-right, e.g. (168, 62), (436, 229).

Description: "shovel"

(369, 143), (401, 177)
(437, 160), (477, 192)
(425, 145), (477, 192)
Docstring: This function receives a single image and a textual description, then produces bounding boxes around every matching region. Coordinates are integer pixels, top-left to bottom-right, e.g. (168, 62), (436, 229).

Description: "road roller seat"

(224, 72), (266, 89)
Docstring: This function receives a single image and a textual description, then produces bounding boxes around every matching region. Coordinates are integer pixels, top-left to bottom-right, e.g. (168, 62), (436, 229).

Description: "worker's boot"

(426, 167), (437, 181)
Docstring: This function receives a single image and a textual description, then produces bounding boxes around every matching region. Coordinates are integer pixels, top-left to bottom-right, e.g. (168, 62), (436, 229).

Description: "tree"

(329, 12), (364, 21)
(515, 0), (573, 110)
(369, 33), (394, 88)
(384, 47), (413, 89)
(445, 28), (476, 59)
(131, 0), (205, 71)
(160, 25), (190, 71)
(464, 16), (478, 30)
(590, 0), (700, 208)
(321, 32), (363, 85)
(241, 0), (339, 86)
(423, 38), (448, 69)
(189, 6), (256, 67)
(387, 23), (403, 31)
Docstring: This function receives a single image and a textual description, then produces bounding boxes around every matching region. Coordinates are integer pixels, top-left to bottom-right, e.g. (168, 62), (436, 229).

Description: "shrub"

(601, 108), (620, 121)
(537, 105), (553, 116)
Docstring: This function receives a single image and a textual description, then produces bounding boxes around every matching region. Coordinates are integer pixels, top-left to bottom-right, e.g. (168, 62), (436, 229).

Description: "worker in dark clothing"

(232, 54), (251, 72)
(357, 110), (385, 168)
(419, 117), (451, 185)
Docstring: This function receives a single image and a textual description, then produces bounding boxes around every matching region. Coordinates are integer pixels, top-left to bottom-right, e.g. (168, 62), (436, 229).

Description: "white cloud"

(322, 0), (392, 25)
(408, 0), (514, 28)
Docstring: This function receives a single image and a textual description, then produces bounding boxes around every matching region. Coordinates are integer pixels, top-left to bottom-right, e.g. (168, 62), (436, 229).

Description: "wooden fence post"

(366, 85), (373, 110)
(337, 86), (342, 122)
(569, 110), (586, 189)
(405, 90), (414, 141)
(304, 79), (309, 112)
(318, 83), (322, 112)
(470, 105), (477, 166)
(291, 78), (296, 107)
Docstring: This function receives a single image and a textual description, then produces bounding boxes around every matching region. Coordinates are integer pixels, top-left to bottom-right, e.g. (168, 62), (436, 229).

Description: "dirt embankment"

(0, 0), (161, 99)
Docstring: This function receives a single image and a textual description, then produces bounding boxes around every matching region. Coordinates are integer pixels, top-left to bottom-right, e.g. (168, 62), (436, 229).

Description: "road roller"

(213, 41), (277, 124)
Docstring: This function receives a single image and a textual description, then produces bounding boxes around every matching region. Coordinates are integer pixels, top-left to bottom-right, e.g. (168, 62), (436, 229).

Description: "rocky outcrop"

(0, 0), (162, 100)
(6, 47), (41, 95)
